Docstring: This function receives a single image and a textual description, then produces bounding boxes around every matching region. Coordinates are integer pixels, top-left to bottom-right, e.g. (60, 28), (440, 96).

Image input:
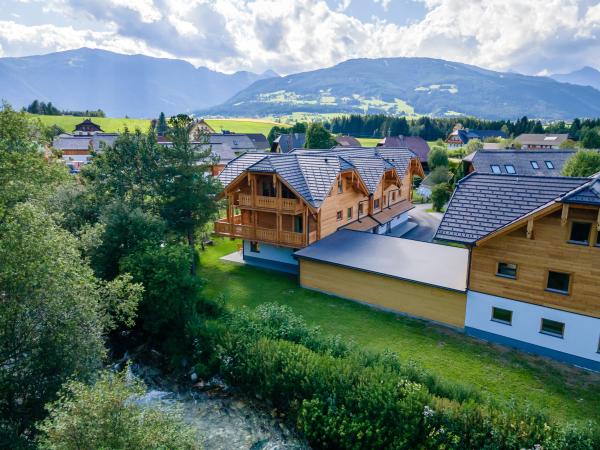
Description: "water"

(131, 364), (309, 450)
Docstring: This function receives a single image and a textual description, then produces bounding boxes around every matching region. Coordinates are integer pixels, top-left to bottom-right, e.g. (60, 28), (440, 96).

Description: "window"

(294, 216), (303, 233)
(374, 199), (380, 210)
(530, 161), (539, 169)
(505, 164), (516, 174)
(336, 210), (342, 221)
(540, 318), (565, 338)
(337, 178), (343, 194)
(546, 271), (571, 295)
(491, 165), (501, 174)
(496, 262), (517, 279)
(491, 307), (513, 325)
(545, 161), (555, 169)
(347, 207), (353, 220)
(569, 221), (591, 245)
(250, 241), (260, 253)
(358, 202), (364, 216)
(391, 191), (396, 202)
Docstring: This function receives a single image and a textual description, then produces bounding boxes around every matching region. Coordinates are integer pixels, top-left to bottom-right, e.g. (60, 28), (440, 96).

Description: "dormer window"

(531, 161), (539, 169)
(505, 165), (516, 174)
(491, 165), (501, 174)
(545, 161), (554, 169)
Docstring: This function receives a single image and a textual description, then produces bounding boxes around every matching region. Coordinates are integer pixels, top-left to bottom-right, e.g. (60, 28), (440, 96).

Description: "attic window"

(505, 165), (516, 174)
(491, 165), (501, 174)
(530, 161), (539, 169)
(545, 161), (555, 169)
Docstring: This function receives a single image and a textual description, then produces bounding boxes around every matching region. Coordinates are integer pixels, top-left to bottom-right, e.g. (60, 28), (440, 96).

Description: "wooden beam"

(526, 219), (534, 239)
(597, 208), (600, 232)
(561, 204), (569, 226)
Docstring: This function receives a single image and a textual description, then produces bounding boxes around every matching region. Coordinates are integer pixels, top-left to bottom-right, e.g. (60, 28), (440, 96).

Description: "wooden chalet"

(214, 147), (424, 272)
(436, 173), (600, 370)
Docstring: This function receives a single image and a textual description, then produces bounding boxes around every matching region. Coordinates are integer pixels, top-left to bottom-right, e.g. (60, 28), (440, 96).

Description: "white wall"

(243, 240), (297, 266)
(466, 291), (600, 366)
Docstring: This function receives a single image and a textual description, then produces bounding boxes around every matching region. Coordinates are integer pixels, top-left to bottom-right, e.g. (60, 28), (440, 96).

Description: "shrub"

(37, 369), (199, 450)
(428, 146), (449, 170)
(431, 183), (451, 211)
(562, 149), (600, 177)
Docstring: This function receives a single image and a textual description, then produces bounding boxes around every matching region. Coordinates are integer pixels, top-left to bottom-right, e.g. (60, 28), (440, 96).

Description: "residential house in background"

(190, 118), (215, 136)
(214, 147), (424, 273)
(436, 173), (600, 371)
(515, 133), (569, 149)
(462, 149), (576, 176)
(73, 118), (103, 135)
(271, 133), (306, 153)
(446, 129), (507, 148)
(245, 133), (271, 151)
(334, 135), (361, 147)
(377, 135), (431, 170)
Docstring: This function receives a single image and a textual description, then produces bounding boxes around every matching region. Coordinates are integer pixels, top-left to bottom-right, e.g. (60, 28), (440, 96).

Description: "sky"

(1, 0), (600, 76)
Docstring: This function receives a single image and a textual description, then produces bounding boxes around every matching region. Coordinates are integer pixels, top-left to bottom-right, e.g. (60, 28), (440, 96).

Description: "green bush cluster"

(195, 304), (600, 450)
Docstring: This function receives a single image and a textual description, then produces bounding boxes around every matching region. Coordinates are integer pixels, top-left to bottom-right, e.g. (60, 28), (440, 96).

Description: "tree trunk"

(188, 228), (196, 275)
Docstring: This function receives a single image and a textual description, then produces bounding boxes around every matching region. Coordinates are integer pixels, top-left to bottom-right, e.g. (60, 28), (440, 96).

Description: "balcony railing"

(214, 217), (307, 247)
(236, 194), (302, 213)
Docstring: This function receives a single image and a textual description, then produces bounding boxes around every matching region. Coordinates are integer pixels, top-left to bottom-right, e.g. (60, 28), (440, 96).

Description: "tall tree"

(580, 129), (600, 149)
(156, 112), (169, 136)
(305, 122), (336, 148)
(157, 114), (221, 274)
(562, 150), (600, 177)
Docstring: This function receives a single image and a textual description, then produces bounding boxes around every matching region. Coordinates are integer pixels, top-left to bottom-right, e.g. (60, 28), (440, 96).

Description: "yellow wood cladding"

(299, 259), (467, 328)
(470, 206), (600, 318)
(319, 173), (369, 239)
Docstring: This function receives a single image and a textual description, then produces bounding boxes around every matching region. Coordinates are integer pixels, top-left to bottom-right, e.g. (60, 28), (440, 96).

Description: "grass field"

(199, 238), (600, 425)
(29, 114), (287, 137)
(356, 137), (382, 147)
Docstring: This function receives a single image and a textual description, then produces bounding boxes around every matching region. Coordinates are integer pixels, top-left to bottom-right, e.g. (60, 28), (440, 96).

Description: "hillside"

(0, 48), (277, 118)
(551, 66), (600, 91)
(204, 57), (600, 119)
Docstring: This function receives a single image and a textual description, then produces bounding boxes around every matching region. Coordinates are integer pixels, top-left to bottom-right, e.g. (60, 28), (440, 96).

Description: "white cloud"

(1, 0), (600, 76)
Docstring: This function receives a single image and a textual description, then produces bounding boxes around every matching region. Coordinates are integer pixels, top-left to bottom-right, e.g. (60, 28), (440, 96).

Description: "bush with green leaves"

(431, 183), (451, 211)
(562, 149), (600, 177)
(37, 369), (200, 450)
(427, 146), (449, 170)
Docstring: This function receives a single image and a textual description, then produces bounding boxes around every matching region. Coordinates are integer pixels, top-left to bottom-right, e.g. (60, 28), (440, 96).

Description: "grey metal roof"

(435, 173), (588, 245)
(515, 134), (569, 147)
(273, 133), (306, 153)
(244, 133), (270, 150)
(295, 230), (469, 291)
(209, 134), (256, 151)
(52, 135), (91, 151)
(217, 152), (267, 185)
(90, 133), (119, 151)
(469, 150), (576, 176)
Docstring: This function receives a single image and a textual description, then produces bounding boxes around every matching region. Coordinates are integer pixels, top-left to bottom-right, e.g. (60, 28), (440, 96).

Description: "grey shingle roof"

(209, 134), (256, 151)
(469, 150), (576, 176)
(52, 135), (91, 151)
(273, 133), (306, 153)
(217, 153), (267, 185)
(515, 134), (569, 147)
(561, 177), (600, 206)
(342, 156), (392, 193)
(435, 173), (588, 244)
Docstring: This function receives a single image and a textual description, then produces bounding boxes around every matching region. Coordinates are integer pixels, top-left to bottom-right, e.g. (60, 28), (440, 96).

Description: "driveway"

(401, 203), (442, 242)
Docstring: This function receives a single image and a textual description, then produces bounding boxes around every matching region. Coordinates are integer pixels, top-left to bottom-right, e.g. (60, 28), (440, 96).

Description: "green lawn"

(199, 238), (600, 425)
(205, 118), (288, 136)
(30, 114), (151, 133)
(357, 137), (381, 147)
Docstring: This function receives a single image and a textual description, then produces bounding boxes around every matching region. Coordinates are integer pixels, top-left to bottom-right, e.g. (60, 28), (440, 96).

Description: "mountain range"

(0, 48), (277, 117)
(2, 48), (600, 120)
(205, 58), (600, 120)
(550, 66), (600, 92)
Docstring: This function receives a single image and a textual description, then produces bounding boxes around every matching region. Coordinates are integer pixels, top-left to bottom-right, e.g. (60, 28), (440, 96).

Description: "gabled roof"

(208, 134), (256, 151)
(561, 175), (600, 206)
(244, 133), (270, 150)
(217, 152), (267, 185)
(273, 133), (306, 153)
(247, 154), (352, 208)
(515, 133), (569, 146)
(340, 156), (393, 193)
(53, 135), (92, 150)
(334, 135), (361, 147)
(468, 150), (576, 176)
(377, 136), (430, 162)
(435, 173), (588, 245)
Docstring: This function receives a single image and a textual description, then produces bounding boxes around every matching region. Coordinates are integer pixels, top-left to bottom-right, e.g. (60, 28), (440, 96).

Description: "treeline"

(25, 99), (106, 117)
(327, 114), (600, 141)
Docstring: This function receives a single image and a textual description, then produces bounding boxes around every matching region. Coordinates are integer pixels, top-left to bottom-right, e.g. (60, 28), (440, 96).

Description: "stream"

(126, 359), (310, 450)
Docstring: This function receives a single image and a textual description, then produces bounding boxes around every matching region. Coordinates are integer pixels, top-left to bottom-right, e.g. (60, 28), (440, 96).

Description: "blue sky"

(1, 0), (599, 76)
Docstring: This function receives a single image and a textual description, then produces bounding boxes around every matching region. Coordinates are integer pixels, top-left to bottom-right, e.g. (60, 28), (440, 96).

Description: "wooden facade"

(214, 163), (418, 249)
(470, 204), (600, 318)
(300, 259), (467, 328)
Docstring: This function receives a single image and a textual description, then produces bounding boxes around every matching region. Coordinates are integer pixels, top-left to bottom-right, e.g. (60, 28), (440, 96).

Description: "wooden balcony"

(213, 217), (308, 248)
(237, 193), (303, 213)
